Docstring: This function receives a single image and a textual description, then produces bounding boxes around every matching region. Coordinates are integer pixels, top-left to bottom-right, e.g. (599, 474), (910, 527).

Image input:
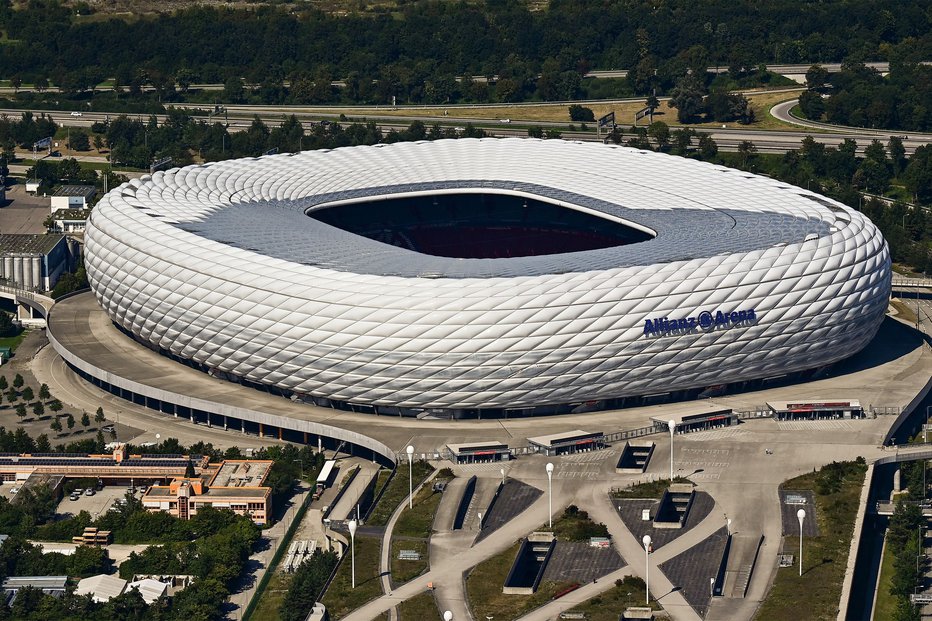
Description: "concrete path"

(341, 475), (568, 621)
(331, 461), (381, 522)
(379, 470), (439, 621)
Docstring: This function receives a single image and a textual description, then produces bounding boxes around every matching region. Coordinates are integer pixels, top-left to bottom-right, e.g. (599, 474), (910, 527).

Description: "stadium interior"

(308, 192), (653, 259)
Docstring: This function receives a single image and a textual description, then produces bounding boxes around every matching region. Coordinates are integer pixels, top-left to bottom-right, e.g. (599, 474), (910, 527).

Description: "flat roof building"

(3, 576), (68, 603)
(141, 459), (274, 525)
(527, 429), (604, 456)
(767, 400), (863, 420)
(50, 185), (95, 213)
(0, 233), (70, 291)
(445, 441), (510, 464)
(127, 578), (169, 604)
(649, 409), (737, 433)
(51, 208), (90, 233)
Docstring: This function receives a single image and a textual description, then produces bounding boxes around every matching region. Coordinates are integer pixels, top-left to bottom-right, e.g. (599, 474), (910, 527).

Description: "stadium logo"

(643, 308), (757, 337)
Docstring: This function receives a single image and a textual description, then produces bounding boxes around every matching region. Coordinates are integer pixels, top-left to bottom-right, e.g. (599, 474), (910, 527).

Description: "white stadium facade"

(83, 138), (891, 418)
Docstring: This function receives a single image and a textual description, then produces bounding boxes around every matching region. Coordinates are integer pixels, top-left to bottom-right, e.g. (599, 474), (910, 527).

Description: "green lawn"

(394, 484), (443, 538)
(873, 537), (898, 621)
(465, 541), (573, 620)
(550, 507), (610, 542)
(368, 461), (434, 527)
(611, 477), (693, 499)
(562, 576), (659, 620)
(390, 539), (429, 585)
(397, 590), (439, 620)
(249, 572), (294, 621)
(0, 330), (28, 353)
(753, 460), (867, 620)
(321, 535), (383, 619)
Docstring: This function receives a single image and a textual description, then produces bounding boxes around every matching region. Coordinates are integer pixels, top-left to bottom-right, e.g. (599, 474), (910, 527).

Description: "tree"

(888, 136), (906, 175)
(806, 64), (829, 90)
(853, 158), (892, 193)
(647, 121), (670, 150)
(81, 412), (90, 430)
(15, 404), (25, 420)
(49, 400), (62, 413)
(737, 140), (757, 169)
(0, 376), (7, 391)
(34, 76), (48, 92)
(21, 386), (33, 402)
(69, 130), (90, 152)
(32, 402), (43, 418)
(798, 90), (825, 121)
(66, 414), (75, 431)
(0, 313), (15, 338)
(95, 407), (105, 424)
(10, 76), (21, 93)
(6, 390), (16, 404)
(668, 73), (707, 123)
(50, 418), (62, 434)
(93, 135), (104, 153)
(38, 384), (50, 401)
(527, 126), (544, 139)
(568, 104), (595, 122)
(13, 374), (23, 389)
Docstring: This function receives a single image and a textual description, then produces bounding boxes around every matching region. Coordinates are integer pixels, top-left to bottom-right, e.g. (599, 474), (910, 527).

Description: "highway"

(6, 105), (931, 157)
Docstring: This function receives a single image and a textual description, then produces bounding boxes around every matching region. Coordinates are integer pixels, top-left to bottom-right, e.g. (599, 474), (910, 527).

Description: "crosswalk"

(560, 450), (611, 464)
(776, 420), (856, 431)
(454, 462), (508, 474)
(680, 428), (746, 441)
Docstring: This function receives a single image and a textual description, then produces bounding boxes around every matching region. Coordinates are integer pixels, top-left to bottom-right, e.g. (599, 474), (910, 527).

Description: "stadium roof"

(102, 138), (842, 279)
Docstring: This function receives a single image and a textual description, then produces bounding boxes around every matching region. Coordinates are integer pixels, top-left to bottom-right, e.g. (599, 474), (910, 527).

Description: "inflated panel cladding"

(84, 139), (891, 410)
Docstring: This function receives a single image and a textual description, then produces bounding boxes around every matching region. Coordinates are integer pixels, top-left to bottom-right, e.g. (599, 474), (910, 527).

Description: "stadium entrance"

(308, 192), (653, 259)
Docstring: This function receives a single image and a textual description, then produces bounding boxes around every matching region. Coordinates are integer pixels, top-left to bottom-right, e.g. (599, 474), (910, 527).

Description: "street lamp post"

(500, 467), (506, 486)
(797, 509), (806, 577)
(643, 534), (652, 606)
(546, 463), (554, 528)
(348, 519), (358, 588)
(406, 445), (415, 509)
(710, 576), (715, 598)
(668, 420), (676, 480)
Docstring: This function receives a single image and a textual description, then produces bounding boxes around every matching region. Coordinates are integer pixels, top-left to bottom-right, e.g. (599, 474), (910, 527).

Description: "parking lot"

(57, 485), (137, 519)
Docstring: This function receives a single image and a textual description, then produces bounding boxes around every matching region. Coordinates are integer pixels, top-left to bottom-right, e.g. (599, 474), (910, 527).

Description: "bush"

(568, 104), (595, 122)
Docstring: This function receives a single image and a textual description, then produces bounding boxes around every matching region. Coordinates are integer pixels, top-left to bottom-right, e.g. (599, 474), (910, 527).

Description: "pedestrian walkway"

(776, 420), (856, 432)
(681, 428), (746, 441)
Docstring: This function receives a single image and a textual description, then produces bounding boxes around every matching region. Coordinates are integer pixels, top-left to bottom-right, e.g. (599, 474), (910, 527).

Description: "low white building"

(50, 185), (95, 213)
(127, 578), (169, 604)
(75, 573), (127, 602)
(51, 208), (90, 233)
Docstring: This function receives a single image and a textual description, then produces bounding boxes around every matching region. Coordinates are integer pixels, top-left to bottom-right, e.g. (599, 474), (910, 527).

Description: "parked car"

(102, 425), (115, 433)
(73, 488), (84, 495)
(70, 111), (83, 116)
(10, 487), (19, 495)
(70, 493), (80, 501)
(85, 489), (95, 496)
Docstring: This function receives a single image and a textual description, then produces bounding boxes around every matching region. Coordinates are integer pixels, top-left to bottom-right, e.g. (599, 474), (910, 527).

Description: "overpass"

(891, 277), (932, 290)
(0, 284), (54, 326)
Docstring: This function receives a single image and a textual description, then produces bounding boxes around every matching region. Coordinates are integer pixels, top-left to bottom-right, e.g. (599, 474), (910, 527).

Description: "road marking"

(776, 420), (856, 431)
(680, 428), (746, 441)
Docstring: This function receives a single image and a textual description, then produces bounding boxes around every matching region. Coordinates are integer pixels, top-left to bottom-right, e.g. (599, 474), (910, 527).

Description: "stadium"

(83, 138), (891, 418)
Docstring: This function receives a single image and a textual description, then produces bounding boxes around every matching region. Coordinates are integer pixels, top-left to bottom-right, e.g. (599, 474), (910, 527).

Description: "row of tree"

(887, 500), (924, 621)
(2, 1), (932, 106)
(800, 60), (932, 132)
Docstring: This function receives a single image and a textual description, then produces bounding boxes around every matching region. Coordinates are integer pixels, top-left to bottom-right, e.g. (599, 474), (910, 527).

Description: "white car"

(70, 111), (83, 117)
(499, 118), (511, 123)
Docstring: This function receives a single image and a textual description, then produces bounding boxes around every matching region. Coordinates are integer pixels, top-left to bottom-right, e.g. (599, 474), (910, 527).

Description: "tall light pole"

(348, 519), (358, 588)
(546, 462), (554, 528)
(406, 445), (415, 509)
(668, 420), (676, 480)
(500, 467), (506, 487)
(643, 534), (652, 606)
(797, 509), (806, 577)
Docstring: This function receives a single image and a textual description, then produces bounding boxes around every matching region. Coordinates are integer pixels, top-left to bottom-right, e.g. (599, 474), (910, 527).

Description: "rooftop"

(54, 209), (91, 220)
(210, 460), (272, 488)
(0, 233), (65, 255)
(52, 185), (96, 198)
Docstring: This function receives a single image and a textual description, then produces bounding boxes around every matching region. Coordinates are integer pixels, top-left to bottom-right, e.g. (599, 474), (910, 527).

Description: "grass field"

(397, 590), (440, 620)
(390, 539), (429, 585)
(562, 576), (659, 620)
(465, 541), (573, 620)
(250, 88), (802, 131)
(753, 460), (867, 620)
(368, 461), (434, 527)
(394, 484), (444, 538)
(612, 477), (692, 499)
(0, 331), (27, 353)
(873, 538), (898, 621)
(321, 535), (383, 620)
(890, 299), (919, 325)
(249, 572), (294, 621)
